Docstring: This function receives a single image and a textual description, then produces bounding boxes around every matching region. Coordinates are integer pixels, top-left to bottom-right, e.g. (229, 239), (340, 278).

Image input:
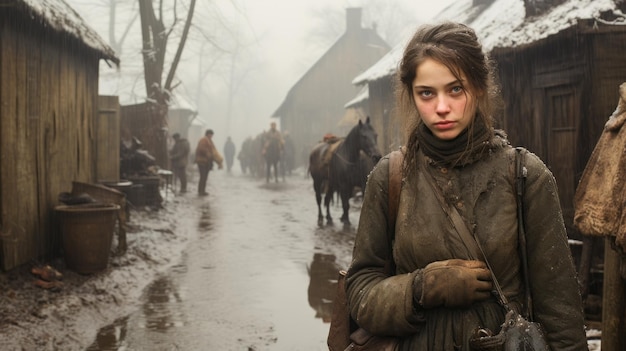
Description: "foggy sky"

(65, 0), (453, 151)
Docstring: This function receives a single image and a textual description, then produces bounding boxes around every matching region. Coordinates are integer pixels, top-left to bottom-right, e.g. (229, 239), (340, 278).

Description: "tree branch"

(165, 0), (196, 91)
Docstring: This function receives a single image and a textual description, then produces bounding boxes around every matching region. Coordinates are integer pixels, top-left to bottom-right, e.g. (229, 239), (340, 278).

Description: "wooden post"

(602, 237), (626, 351)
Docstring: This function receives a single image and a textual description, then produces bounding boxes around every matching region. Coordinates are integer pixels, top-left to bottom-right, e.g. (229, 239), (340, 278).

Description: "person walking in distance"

(169, 133), (190, 194)
(194, 129), (223, 196)
(223, 136), (236, 173)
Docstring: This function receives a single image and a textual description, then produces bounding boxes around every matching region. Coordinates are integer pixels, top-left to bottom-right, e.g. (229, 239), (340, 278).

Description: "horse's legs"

(340, 189), (351, 225)
(324, 189), (333, 224)
(280, 158), (286, 181)
(313, 179), (324, 226)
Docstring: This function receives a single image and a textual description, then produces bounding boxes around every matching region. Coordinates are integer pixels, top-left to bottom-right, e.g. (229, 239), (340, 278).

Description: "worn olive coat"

(346, 142), (587, 351)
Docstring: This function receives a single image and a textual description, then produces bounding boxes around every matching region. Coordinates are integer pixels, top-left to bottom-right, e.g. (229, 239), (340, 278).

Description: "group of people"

(237, 123), (296, 178)
(168, 129), (223, 196)
(168, 121), (293, 195)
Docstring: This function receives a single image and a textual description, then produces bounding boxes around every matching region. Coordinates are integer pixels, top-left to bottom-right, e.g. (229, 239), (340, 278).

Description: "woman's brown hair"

(395, 22), (501, 172)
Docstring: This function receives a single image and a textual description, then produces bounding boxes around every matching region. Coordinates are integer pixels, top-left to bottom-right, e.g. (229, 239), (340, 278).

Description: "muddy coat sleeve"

(522, 152), (588, 350)
(195, 138), (211, 164)
(346, 157), (424, 336)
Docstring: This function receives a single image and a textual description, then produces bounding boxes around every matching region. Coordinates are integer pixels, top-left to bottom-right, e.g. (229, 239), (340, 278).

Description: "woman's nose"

(436, 96), (451, 114)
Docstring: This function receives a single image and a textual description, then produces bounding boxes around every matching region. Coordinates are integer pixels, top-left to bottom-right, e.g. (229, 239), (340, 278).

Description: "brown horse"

(309, 117), (382, 226)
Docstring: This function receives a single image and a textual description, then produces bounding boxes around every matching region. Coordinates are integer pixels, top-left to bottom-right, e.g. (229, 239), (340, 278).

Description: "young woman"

(345, 22), (588, 350)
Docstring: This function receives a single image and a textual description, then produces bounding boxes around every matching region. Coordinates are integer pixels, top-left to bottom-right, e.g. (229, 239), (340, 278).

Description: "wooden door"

(545, 85), (580, 234)
(97, 96), (121, 183)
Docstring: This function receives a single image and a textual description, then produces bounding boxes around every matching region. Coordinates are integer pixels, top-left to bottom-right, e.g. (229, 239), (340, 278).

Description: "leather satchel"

(327, 149), (403, 351)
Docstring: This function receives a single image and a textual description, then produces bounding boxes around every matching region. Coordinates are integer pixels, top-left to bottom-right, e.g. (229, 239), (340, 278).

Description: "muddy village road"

(88, 169), (360, 351)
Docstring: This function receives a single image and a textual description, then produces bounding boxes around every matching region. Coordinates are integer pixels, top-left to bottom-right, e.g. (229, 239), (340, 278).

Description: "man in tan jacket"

(194, 129), (223, 196)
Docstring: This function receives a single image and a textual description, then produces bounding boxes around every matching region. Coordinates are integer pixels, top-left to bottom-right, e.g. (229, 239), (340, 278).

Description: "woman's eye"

(450, 86), (463, 94)
(418, 90), (433, 98)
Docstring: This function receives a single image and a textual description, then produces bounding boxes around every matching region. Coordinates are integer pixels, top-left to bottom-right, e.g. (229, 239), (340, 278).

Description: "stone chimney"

(524, 0), (566, 17)
(346, 7), (362, 33)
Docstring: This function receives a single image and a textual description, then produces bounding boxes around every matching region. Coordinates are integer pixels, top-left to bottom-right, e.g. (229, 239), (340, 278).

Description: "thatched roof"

(6, 0), (119, 64)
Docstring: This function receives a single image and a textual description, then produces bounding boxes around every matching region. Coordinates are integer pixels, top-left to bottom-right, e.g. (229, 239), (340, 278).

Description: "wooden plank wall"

(494, 28), (626, 240)
(0, 17), (99, 271)
(97, 96), (121, 183)
(368, 77), (397, 154)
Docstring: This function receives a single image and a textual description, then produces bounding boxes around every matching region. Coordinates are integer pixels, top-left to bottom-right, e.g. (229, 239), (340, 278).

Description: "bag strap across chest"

(388, 148), (404, 235)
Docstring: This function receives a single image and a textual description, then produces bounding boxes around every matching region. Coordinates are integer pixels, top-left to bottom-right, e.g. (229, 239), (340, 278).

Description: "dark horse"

(309, 117), (382, 226)
(264, 136), (283, 183)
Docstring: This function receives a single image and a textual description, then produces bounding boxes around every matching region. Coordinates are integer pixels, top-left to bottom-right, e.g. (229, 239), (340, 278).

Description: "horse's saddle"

(321, 140), (342, 166)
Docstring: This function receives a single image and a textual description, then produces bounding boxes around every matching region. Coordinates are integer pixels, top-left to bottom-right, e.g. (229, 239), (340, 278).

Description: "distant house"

(272, 7), (390, 167)
(0, 0), (118, 270)
(350, 0), (626, 240)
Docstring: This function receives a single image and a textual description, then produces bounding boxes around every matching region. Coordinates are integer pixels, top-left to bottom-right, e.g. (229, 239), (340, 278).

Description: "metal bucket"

(55, 204), (120, 274)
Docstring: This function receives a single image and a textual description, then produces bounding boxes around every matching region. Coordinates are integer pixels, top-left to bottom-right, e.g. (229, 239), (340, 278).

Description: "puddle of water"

(88, 173), (351, 350)
(85, 316), (129, 351)
(87, 274), (188, 350)
(88, 252), (340, 350)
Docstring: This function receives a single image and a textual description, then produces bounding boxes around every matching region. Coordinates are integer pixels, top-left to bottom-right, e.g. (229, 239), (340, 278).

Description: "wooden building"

(351, 44), (405, 153)
(0, 0), (118, 271)
(492, 3), (626, 239)
(272, 7), (390, 167)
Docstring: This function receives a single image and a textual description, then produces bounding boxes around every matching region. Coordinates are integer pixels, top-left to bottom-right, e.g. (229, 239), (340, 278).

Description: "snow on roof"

(485, 0), (618, 50)
(445, 0), (524, 52)
(344, 85), (369, 108)
(17, 0), (118, 63)
(353, 0), (620, 85)
(352, 42), (402, 85)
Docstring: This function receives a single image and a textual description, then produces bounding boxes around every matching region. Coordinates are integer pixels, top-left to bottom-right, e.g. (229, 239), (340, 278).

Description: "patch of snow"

(19, 0), (117, 62)
(587, 339), (601, 351)
(344, 86), (369, 108)
(352, 42), (404, 84)
(490, 0), (617, 50)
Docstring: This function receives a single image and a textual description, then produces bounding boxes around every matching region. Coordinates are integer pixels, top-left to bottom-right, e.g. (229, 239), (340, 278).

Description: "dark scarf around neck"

(417, 117), (494, 167)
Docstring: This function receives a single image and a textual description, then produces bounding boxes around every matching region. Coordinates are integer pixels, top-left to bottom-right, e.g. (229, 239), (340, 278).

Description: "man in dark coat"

(169, 133), (190, 193)
(223, 136), (236, 173)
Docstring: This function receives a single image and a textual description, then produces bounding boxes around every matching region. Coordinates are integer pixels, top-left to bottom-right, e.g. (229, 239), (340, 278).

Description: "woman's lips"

(434, 121), (455, 130)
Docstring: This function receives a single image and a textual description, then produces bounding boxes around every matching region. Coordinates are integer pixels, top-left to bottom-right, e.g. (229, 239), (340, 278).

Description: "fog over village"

(3, 0), (626, 350)
(65, 0), (451, 149)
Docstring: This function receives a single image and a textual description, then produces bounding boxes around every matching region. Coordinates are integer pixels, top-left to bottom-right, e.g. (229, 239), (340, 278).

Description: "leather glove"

(419, 259), (493, 308)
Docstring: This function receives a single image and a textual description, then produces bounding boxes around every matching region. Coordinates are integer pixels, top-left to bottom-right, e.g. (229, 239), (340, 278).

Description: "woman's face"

(412, 58), (477, 140)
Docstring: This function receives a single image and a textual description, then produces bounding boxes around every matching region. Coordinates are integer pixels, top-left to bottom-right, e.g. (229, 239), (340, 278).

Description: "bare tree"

(138, 0), (197, 105)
